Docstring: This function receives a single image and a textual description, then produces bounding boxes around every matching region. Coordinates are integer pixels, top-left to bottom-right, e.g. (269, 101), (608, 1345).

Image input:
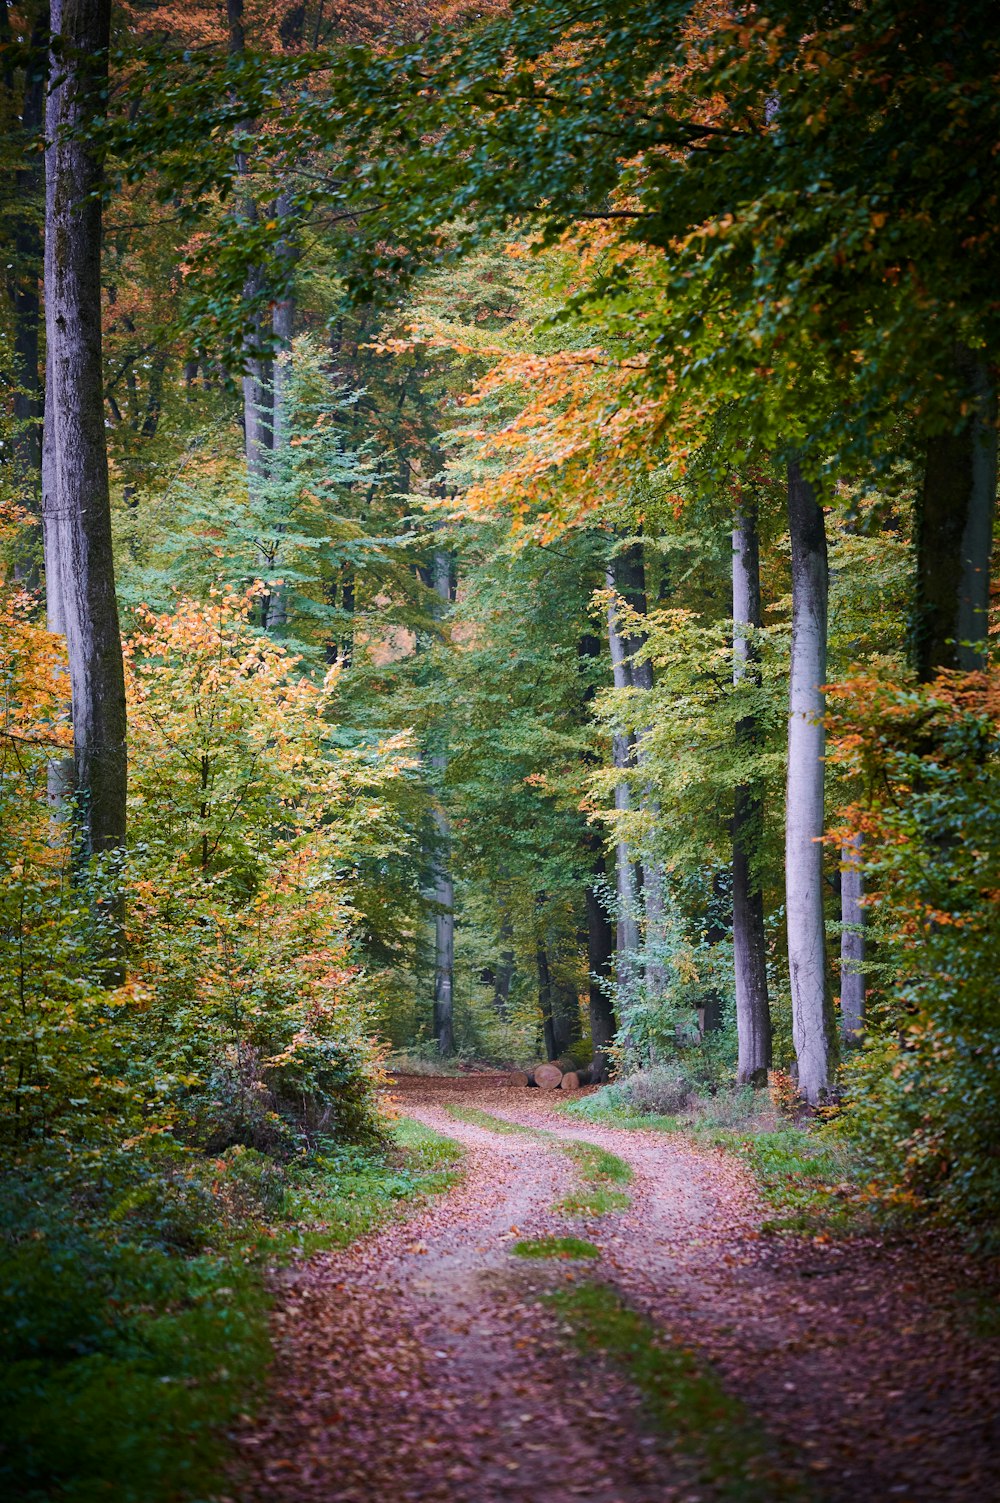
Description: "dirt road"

(232, 1075), (999, 1503)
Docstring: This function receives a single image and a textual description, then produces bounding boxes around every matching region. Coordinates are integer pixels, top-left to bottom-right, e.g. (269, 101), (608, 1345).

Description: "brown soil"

(229, 1074), (1000, 1503)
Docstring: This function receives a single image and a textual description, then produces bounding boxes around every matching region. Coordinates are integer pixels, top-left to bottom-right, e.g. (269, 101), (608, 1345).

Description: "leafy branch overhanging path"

(231, 1076), (1000, 1503)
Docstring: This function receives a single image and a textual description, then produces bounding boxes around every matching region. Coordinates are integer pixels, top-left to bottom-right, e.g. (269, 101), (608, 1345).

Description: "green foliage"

(0, 1118), (461, 1502)
(828, 668), (1000, 1232)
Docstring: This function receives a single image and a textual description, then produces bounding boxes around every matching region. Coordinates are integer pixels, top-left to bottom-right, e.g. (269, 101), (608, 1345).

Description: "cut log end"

(560, 1071), (581, 1090)
(506, 1070), (530, 1088)
(534, 1062), (564, 1090)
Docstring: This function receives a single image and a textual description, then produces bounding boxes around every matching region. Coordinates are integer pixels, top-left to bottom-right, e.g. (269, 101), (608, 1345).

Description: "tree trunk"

(6, 2), (48, 581)
(785, 459), (834, 1103)
(432, 810), (454, 1056)
(732, 495), (772, 1086)
(430, 546), (454, 1055)
(227, 0), (278, 628)
(840, 833), (865, 1042)
(607, 544), (666, 1003)
(586, 878), (616, 1082)
(271, 191), (295, 451)
(43, 0), (126, 863)
(537, 942), (556, 1060)
(606, 566), (642, 988)
(915, 349), (998, 679)
(551, 971), (578, 1059)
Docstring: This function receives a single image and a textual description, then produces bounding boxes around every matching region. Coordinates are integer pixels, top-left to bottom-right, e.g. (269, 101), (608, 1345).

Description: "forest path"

(231, 1075), (999, 1503)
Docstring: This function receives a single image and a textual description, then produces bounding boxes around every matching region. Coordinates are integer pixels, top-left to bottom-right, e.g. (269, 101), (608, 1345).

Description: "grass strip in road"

(555, 1139), (632, 1216)
(547, 1282), (808, 1502)
(566, 1093), (852, 1234)
(444, 1104), (537, 1136)
(513, 1234), (601, 1260)
(444, 1105), (632, 1215)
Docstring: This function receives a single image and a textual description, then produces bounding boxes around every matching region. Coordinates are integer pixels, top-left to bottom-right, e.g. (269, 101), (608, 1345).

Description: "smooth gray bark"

(732, 498), (772, 1086)
(430, 547), (455, 1055)
(915, 349), (998, 678)
(606, 545), (666, 1000)
(606, 575), (642, 977)
(839, 833), (866, 1042)
(604, 559), (643, 1004)
(227, 0), (283, 631)
(43, 0), (126, 859)
(785, 459), (834, 1103)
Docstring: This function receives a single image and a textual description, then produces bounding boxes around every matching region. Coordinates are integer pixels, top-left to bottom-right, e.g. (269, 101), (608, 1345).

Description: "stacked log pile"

(506, 1058), (593, 1090)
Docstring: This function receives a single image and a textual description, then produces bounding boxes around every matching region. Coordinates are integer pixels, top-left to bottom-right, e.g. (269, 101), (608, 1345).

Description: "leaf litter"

(230, 1074), (1000, 1503)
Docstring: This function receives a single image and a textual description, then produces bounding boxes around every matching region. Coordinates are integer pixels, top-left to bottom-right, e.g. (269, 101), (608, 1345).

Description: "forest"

(1, 1), (998, 1499)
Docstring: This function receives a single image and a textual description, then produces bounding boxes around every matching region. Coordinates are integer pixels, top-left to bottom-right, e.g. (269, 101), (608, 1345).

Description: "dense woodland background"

(1, 1), (998, 1496)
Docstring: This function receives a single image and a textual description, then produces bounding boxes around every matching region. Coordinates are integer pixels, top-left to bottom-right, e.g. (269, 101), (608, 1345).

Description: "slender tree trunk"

(839, 833), (865, 1042)
(43, 0), (126, 862)
(607, 544), (667, 1003)
(43, 339), (74, 817)
(606, 566), (642, 993)
(430, 546), (455, 1055)
(271, 191), (295, 451)
(227, 0), (277, 629)
(586, 878), (616, 1081)
(431, 809), (454, 1055)
(785, 459), (834, 1103)
(732, 495), (772, 1085)
(915, 349), (998, 679)
(6, 3), (48, 581)
(536, 942), (556, 1060)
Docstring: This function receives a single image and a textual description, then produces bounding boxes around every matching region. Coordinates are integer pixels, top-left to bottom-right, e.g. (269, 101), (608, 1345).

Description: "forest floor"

(229, 1074), (1000, 1503)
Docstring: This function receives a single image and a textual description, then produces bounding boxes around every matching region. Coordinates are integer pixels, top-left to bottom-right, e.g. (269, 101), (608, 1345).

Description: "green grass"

(444, 1104), (632, 1216)
(513, 1234), (601, 1260)
(548, 1282), (807, 1502)
(555, 1139), (632, 1216)
(0, 1118), (462, 1503)
(444, 1104), (536, 1136)
(566, 1091), (854, 1233)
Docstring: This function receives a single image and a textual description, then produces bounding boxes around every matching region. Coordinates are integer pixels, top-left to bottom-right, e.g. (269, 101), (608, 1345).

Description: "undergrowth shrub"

(0, 575), (422, 1496)
(828, 666), (1000, 1232)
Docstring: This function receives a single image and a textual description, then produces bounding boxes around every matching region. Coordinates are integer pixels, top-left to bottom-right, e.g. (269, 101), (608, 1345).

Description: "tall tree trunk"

(606, 563), (642, 999)
(536, 941), (556, 1060)
(431, 809), (454, 1056)
(915, 349), (998, 679)
(607, 544), (667, 1003)
(732, 494), (772, 1085)
(271, 191), (295, 451)
(227, 0), (277, 628)
(43, 0), (126, 862)
(785, 459), (834, 1103)
(430, 546), (455, 1055)
(6, 2), (48, 581)
(586, 876), (616, 1082)
(839, 833), (865, 1042)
